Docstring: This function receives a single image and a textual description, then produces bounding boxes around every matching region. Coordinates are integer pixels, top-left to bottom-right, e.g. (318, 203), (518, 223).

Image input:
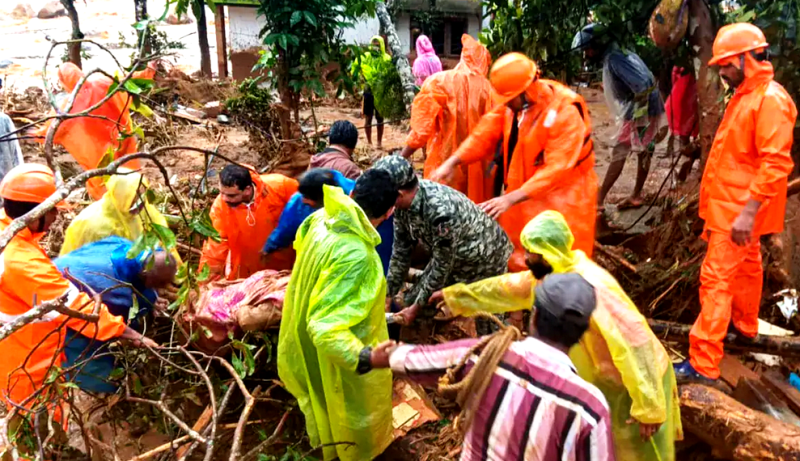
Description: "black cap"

(534, 273), (596, 328)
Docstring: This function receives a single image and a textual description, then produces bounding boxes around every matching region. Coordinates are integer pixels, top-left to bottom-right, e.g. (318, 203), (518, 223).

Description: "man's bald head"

(140, 252), (178, 289)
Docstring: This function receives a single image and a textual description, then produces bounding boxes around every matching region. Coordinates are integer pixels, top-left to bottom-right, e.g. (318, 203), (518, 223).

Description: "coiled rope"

(437, 312), (521, 434)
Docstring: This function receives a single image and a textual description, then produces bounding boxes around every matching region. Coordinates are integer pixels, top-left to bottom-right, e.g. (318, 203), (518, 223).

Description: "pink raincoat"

(413, 35), (443, 86)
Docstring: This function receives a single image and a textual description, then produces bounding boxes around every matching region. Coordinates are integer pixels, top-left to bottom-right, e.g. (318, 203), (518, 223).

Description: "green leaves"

(290, 10), (303, 26)
(230, 335), (257, 378)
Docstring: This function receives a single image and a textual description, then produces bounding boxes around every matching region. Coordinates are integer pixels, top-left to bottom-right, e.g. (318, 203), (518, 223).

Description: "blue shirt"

(55, 236), (157, 393)
(264, 170), (395, 275)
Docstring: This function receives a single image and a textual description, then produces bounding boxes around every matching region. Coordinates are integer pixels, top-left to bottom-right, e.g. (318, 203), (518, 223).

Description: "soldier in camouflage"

(372, 155), (513, 325)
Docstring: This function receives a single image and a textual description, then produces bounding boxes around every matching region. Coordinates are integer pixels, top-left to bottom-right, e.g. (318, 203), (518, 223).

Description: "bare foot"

(616, 197), (645, 210)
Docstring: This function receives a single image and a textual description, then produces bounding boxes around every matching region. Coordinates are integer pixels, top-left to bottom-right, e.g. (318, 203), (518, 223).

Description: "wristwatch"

(357, 347), (373, 375)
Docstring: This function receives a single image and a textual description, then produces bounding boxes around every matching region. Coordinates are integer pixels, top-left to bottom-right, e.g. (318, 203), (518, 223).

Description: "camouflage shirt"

(387, 179), (513, 308)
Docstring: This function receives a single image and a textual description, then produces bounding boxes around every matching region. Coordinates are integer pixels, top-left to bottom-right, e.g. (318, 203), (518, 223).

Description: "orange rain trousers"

(690, 232), (762, 378)
(36, 63), (155, 199)
(691, 56), (796, 379)
(200, 170), (298, 281)
(454, 80), (597, 271)
(0, 212), (127, 422)
(407, 35), (494, 203)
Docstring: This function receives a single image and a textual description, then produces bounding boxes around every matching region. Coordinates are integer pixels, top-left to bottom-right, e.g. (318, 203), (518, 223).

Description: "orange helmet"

(0, 164), (66, 208)
(490, 53), (539, 105)
(709, 23), (768, 66)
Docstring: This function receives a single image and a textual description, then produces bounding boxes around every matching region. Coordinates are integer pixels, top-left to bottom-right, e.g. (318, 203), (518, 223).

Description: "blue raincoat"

(55, 236), (156, 393)
(264, 170), (394, 275)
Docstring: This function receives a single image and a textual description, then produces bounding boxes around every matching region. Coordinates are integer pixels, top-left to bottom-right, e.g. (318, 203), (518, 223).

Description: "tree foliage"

(255, 0), (378, 119)
(732, 0), (800, 108)
(480, 0), (664, 80)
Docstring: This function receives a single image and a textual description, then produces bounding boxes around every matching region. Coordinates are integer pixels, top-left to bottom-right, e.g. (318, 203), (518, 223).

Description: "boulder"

(202, 101), (223, 119)
(37, 1), (67, 19)
(165, 13), (193, 25)
(11, 3), (35, 19)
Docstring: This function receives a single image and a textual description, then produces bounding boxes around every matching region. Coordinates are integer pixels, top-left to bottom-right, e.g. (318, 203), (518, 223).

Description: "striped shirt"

(390, 337), (615, 461)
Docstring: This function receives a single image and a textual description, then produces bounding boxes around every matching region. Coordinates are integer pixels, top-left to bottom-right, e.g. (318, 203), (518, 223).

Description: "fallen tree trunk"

(375, 1), (416, 112)
(680, 384), (800, 461)
(648, 319), (800, 357)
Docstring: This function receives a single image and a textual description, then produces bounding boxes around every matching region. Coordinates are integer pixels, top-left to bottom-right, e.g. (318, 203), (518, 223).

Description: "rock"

(11, 3), (35, 19)
(202, 101), (223, 119)
(37, 1), (67, 19)
(165, 13), (193, 25)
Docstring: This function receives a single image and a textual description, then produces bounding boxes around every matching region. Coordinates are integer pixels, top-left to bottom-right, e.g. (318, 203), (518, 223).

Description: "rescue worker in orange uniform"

(430, 53), (597, 271)
(35, 63), (156, 200)
(0, 164), (156, 426)
(200, 164), (298, 281)
(674, 23), (797, 382)
(400, 35), (495, 204)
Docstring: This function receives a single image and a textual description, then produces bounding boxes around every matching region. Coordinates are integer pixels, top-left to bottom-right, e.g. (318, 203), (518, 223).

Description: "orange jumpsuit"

(690, 57), (797, 379)
(200, 170), (298, 280)
(406, 35), (494, 203)
(36, 63), (155, 199)
(453, 80), (597, 271)
(0, 211), (127, 420)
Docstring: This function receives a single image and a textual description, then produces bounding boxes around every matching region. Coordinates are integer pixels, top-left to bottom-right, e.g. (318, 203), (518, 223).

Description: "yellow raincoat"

(277, 186), (392, 461)
(61, 172), (179, 262)
(442, 210), (682, 461)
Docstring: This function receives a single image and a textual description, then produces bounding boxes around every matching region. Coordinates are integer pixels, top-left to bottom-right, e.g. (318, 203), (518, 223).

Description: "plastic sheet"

(0, 113), (23, 187)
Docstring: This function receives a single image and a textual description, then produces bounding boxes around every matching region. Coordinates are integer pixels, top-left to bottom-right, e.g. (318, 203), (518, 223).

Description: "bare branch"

(0, 294), (69, 343)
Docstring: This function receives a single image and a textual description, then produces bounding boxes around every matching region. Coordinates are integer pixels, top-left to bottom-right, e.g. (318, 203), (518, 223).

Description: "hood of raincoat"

(520, 210), (580, 273)
(60, 170), (179, 260)
(311, 185), (381, 249)
(457, 35), (491, 76)
(737, 52), (775, 94)
(416, 35), (436, 57)
(370, 35), (389, 58)
(59, 62), (83, 93)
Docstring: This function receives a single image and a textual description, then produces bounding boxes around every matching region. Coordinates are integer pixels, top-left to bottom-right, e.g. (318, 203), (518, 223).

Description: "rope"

(437, 312), (521, 434)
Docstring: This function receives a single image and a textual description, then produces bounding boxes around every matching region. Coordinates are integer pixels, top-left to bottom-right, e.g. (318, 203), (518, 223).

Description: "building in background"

(216, 0), (487, 80)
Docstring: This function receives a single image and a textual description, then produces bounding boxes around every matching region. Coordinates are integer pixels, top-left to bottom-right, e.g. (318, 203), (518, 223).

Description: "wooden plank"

(718, 354), (759, 388)
(762, 370), (800, 417)
(215, 4), (229, 79)
(732, 378), (800, 426)
(174, 405), (213, 459)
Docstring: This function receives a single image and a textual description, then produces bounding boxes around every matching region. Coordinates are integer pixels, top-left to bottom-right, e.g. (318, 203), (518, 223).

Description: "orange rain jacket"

(453, 80), (597, 271)
(700, 57), (796, 236)
(406, 35), (495, 203)
(0, 211), (127, 419)
(36, 63), (155, 200)
(200, 170), (298, 280)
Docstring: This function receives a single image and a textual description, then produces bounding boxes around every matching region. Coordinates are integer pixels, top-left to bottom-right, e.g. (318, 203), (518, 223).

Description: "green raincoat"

(441, 210), (682, 461)
(277, 186), (393, 461)
(360, 35), (391, 87)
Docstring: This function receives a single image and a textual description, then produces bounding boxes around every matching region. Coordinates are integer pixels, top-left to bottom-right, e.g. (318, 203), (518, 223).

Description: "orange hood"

(457, 35), (491, 76)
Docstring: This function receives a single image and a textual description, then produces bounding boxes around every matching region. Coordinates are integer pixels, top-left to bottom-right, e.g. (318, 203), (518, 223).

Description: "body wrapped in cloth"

(181, 269), (291, 352)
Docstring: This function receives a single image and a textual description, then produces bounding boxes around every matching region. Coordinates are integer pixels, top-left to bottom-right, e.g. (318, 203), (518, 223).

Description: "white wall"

(228, 6), (263, 51)
(340, 16), (380, 46)
(396, 13), (412, 55)
(228, 7), (383, 51)
(467, 14), (481, 38)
